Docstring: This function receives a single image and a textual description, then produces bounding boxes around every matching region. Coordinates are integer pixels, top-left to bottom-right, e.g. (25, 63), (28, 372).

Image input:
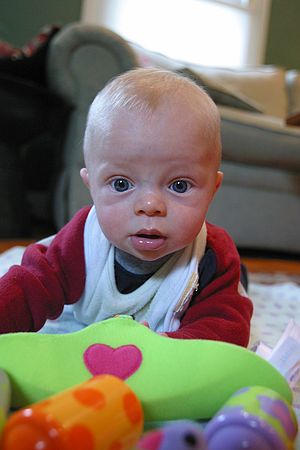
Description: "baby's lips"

(130, 234), (166, 251)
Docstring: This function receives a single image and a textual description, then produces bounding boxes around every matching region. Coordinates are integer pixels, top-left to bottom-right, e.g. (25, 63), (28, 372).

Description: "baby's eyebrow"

(98, 161), (129, 170)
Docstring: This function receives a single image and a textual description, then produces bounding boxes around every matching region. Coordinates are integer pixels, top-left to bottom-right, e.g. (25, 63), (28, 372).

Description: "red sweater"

(0, 207), (252, 346)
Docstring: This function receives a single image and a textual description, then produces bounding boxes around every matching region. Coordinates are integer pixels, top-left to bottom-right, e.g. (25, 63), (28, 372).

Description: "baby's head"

(81, 68), (223, 261)
(83, 68), (221, 169)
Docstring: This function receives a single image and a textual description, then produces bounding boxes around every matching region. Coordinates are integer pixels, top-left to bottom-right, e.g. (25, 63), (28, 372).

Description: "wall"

(265, 0), (300, 70)
(1, 0), (300, 70)
(0, 0), (82, 47)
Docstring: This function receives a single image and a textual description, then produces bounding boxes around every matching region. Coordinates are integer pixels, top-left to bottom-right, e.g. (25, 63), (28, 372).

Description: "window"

(213, 0), (251, 7)
(81, 0), (272, 67)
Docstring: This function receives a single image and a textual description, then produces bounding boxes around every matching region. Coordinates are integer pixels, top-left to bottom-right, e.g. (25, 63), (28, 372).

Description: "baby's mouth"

(137, 233), (161, 239)
(131, 230), (166, 251)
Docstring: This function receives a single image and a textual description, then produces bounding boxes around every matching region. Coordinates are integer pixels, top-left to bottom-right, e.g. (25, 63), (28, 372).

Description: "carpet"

(247, 274), (300, 448)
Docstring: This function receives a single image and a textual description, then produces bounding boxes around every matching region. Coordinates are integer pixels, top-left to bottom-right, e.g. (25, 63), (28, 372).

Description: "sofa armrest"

(46, 22), (138, 107)
(286, 70), (300, 116)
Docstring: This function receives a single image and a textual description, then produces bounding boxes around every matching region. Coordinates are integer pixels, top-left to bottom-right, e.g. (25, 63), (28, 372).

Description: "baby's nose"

(134, 192), (166, 216)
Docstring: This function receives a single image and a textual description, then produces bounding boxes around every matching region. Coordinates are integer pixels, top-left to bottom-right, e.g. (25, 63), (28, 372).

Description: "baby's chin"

(117, 241), (189, 263)
(127, 250), (169, 263)
(126, 247), (181, 264)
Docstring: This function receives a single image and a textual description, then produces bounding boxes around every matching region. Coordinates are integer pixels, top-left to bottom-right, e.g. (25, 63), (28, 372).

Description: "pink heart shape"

(83, 343), (143, 380)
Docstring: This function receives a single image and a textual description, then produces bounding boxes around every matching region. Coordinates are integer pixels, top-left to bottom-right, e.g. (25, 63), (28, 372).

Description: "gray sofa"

(46, 22), (300, 254)
(46, 22), (137, 229)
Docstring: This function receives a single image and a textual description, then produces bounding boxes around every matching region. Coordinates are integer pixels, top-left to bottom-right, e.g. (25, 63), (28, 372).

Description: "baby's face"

(82, 102), (222, 261)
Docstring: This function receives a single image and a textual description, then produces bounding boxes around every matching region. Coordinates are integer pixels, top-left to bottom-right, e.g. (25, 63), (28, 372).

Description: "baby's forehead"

(93, 88), (210, 129)
(84, 76), (221, 167)
(94, 72), (211, 114)
(88, 109), (217, 163)
(89, 97), (205, 142)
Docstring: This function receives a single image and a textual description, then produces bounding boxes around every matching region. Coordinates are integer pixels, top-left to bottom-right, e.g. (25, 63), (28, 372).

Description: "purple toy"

(204, 386), (298, 450)
(136, 386), (298, 450)
(136, 420), (207, 450)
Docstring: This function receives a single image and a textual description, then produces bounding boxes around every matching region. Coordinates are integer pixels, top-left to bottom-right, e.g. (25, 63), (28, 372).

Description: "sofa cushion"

(177, 67), (262, 113)
(219, 106), (300, 170)
(220, 161), (300, 195)
(185, 63), (287, 119)
(129, 41), (182, 71)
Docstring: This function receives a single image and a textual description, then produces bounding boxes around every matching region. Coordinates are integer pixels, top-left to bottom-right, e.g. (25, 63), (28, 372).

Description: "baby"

(0, 68), (252, 345)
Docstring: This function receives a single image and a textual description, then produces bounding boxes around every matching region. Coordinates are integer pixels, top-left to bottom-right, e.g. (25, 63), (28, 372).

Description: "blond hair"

(84, 68), (221, 166)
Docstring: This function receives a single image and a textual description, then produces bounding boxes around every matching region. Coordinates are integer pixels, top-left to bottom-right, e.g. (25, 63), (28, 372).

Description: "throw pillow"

(186, 63), (287, 119)
(0, 25), (60, 86)
(0, 41), (21, 58)
(286, 112), (300, 127)
(177, 67), (263, 113)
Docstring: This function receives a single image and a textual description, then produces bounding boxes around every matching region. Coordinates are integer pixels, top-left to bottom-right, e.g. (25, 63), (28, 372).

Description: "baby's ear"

(214, 170), (223, 194)
(80, 168), (90, 188)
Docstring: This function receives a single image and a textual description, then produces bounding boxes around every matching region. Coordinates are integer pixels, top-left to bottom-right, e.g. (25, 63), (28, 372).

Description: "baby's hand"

(140, 320), (167, 336)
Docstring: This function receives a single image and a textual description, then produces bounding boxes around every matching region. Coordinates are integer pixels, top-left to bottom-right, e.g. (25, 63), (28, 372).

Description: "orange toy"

(0, 374), (143, 450)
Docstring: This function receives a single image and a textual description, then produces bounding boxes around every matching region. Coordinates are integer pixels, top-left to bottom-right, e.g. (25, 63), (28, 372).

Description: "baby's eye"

(169, 180), (191, 193)
(110, 178), (133, 192)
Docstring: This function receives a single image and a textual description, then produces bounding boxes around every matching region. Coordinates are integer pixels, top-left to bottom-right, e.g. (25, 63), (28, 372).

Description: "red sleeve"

(0, 206), (91, 333)
(165, 223), (253, 347)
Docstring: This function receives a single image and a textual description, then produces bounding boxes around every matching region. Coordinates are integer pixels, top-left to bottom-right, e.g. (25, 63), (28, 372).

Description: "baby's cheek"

(98, 212), (117, 237)
(97, 207), (128, 245)
(173, 206), (205, 231)
(171, 209), (206, 248)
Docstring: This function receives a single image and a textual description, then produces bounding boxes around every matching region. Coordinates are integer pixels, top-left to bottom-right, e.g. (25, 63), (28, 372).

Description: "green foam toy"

(0, 369), (10, 433)
(0, 316), (292, 421)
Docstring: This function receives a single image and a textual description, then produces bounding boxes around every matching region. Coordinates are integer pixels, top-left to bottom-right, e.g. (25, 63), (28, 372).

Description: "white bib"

(73, 206), (207, 332)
